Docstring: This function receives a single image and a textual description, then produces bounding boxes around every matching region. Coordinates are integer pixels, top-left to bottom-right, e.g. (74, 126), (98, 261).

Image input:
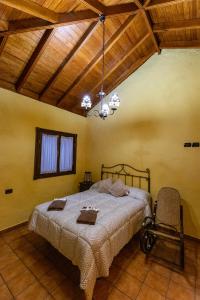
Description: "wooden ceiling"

(0, 0), (199, 116)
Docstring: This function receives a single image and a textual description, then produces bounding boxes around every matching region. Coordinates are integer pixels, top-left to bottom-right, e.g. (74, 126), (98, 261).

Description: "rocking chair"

(140, 187), (184, 269)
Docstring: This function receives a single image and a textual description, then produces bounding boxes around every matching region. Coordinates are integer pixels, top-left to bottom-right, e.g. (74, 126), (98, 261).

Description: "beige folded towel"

(47, 200), (66, 211)
(77, 210), (98, 225)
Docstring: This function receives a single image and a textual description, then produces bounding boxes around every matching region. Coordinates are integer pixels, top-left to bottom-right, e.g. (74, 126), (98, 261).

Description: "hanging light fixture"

(81, 15), (120, 120)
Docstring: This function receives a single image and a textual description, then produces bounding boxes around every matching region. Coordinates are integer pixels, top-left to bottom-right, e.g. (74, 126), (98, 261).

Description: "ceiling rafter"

(57, 14), (136, 107)
(0, 0), (59, 23)
(0, 19), (8, 31)
(153, 18), (200, 32)
(39, 21), (99, 100)
(16, 29), (55, 92)
(79, 0), (105, 14)
(90, 33), (151, 95)
(0, 35), (8, 56)
(160, 40), (200, 48)
(141, 10), (160, 54)
(0, 4), (138, 36)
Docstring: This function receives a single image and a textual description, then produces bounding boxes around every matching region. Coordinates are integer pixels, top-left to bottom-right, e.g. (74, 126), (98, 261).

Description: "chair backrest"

(155, 187), (181, 228)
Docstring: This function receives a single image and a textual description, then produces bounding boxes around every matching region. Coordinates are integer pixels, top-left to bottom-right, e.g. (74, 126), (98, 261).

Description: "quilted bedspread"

(29, 190), (151, 300)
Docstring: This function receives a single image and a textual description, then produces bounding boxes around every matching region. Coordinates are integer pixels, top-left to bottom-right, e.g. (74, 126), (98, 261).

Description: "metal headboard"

(101, 163), (151, 193)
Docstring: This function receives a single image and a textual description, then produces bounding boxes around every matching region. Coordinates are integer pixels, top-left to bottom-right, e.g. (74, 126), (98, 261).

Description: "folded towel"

(47, 200), (66, 211)
(77, 210), (98, 225)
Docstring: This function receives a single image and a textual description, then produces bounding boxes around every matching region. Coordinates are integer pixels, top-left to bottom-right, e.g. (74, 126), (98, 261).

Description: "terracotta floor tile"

(150, 261), (172, 278)
(14, 243), (35, 259)
(28, 258), (53, 279)
(93, 278), (112, 300)
(113, 254), (130, 270)
(136, 284), (165, 300)
(0, 275), (4, 286)
(115, 271), (142, 299)
(171, 270), (195, 289)
(108, 287), (131, 300)
(39, 268), (66, 292)
(167, 280), (195, 300)
(144, 270), (169, 296)
(0, 237), (5, 246)
(9, 237), (30, 250)
(125, 260), (149, 282)
(7, 269), (36, 297)
(0, 284), (13, 299)
(0, 251), (19, 271)
(16, 282), (50, 300)
(107, 264), (122, 284)
(21, 250), (44, 267)
(0, 259), (27, 282)
(196, 289), (200, 300)
(51, 279), (78, 300)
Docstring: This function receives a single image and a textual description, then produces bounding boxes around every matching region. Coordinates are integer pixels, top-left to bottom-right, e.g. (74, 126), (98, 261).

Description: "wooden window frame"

(34, 127), (77, 180)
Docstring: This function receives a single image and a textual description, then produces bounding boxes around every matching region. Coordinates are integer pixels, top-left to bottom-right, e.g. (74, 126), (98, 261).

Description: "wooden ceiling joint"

(79, 0), (105, 14)
(0, 35), (8, 56)
(0, 19), (8, 31)
(39, 21), (99, 100)
(0, 0), (59, 23)
(153, 18), (200, 32)
(57, 14), (136, 107)
(160, 40), (200, 48)
(141, 10), (160, 54)
(16, 29), (55, 92)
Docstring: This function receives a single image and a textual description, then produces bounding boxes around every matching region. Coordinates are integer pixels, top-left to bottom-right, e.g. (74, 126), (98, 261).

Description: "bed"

(29, 163), (151, 300)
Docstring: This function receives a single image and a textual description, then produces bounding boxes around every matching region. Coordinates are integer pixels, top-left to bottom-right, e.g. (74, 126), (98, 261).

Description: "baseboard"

(184, 234), (200, 243)
(0, 220), (28, 234)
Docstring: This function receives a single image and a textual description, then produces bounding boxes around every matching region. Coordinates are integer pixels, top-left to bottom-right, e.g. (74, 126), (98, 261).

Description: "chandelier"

(81, 15), (120, 120)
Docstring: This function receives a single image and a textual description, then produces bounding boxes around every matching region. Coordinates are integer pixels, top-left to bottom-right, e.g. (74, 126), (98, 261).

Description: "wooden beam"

(79, 0), (105, 14)
(145, 0), (189, 10)
(39, 21), (98, 100)
(153, 18), (200, 32)
(141, 10), (160, 54)
(134, 0), (143, 9)
(0, 19), (8, 31)
(57, 14), (136, 107)
(0, 0), (59, 23)
(143, 0), (151, 7)
(0, 4), (138, 36)
(16, 29), (55, 92)
(71, 50), (155, 111)
(90, 33), (150, 95)
(0, 35), (8, 56)
(160, 40), (200, 48)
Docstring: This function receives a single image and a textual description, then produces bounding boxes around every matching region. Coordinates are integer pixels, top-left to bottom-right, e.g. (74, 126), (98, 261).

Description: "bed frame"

(101, 163), (151, 193)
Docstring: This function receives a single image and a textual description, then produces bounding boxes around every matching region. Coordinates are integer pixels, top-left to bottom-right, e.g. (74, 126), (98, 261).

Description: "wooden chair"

(140, 187), (184, 269)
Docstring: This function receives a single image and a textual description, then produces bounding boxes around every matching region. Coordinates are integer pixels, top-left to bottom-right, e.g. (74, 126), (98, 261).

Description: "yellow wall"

(87, 50), (200, 238)
(0, 88), (87, 230)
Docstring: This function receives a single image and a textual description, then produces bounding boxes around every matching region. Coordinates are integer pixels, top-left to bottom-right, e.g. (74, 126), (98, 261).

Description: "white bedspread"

(29, 190), (151, 300)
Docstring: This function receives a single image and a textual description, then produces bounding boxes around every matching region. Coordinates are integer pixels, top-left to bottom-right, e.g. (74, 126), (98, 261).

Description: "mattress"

(29, 189), (151, 300)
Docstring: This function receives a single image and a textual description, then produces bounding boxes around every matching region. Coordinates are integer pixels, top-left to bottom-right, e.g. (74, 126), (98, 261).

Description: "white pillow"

(109, 179), (129, 197)
(128, 186), (150, 201)
(90, 178), (113, 194)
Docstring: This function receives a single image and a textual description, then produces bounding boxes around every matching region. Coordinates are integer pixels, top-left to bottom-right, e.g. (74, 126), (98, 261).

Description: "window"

(34, 128), (77, 179)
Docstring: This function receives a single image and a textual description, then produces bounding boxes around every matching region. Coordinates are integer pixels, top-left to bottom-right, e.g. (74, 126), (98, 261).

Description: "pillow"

(109, 179), (129, 197)
(128, 186), (150, 201)
(90, 178), (113, 194)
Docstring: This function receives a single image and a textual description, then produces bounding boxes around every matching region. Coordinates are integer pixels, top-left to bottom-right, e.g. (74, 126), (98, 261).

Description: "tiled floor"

(0, 224), (199, 300)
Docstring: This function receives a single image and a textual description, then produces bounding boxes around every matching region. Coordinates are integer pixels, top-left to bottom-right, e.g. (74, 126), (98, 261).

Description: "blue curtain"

(40, 134), (58, 174)
(60, 136), (73, 172)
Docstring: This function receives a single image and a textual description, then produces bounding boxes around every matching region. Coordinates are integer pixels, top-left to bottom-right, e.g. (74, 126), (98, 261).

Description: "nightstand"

(79, 181), (94, 192)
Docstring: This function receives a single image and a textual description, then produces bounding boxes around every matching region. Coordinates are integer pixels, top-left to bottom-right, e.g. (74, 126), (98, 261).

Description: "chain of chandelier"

(81, 14), (120, 120)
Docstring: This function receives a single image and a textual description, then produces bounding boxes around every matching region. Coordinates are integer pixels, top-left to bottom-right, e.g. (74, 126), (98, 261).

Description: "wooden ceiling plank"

(0, 0), (59, 23)
(154, 18), (200, 32)
(16, 29), (55, 92)
(79, 0), (105, 14)
(160, 40), (200, 48)
(57, 14), (136, 107)
(0, 35), (8, 56)
(134, 0), (143, 9)
(0, 19), (8, 31)
(39, 21), (99, 100)
(144, 0), (151, 7)
(145, 0), (189, 10)
(0, 3), (138, 36)
(142, 10), (160, 54)
(91, 33), (151, 95)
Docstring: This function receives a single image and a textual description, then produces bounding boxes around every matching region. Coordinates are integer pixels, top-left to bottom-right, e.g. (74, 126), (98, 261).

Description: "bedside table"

(79, 181), (94, 192)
